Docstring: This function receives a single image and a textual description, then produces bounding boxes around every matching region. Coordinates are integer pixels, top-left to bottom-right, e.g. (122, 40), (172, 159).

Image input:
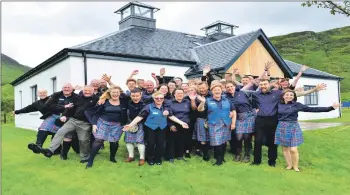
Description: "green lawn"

(303, 109), (350, 123)
(2, 123), (350, 195)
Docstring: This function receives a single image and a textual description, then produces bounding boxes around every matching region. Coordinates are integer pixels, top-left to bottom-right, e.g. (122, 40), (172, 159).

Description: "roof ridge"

(284, 59), (341, 78)
(70, 26), (134, 49)
(193, 29), (260, 49)
(155, 28), (207, 38)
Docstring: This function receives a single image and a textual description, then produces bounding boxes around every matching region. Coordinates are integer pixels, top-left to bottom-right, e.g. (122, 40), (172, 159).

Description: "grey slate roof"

(192, 30), (259, 71)
(71, 27), (214, 62)
(284, 60), (342, 79)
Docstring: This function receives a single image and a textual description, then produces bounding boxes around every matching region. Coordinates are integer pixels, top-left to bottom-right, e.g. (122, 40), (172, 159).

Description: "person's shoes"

(32, 144), (42, 154)
(243, 155), (250, 163)
(86, 162), (93, 169)
(41, 149), (53, 158)
(110, 158), (117, 163)
(268, 160), (276, 167)
(60, 154), (67, 160)
(147, 160), (155, 166)
(155, 161), (162, 165)
(176, 157), (187, 162)
(195, 150), (202, 157)
(203, 155), (210, 161)
(250, 161), (261, 166)
(139, 159), (145, 166)
(233, 154), (241, 162)
(80, 159), (89, 163)
(185, 153), (191, 158)
(213, 161), (223, 166)
(28, 143), (36, 152)
(169, 159), (175, 163)
(125, 157), (135, 163)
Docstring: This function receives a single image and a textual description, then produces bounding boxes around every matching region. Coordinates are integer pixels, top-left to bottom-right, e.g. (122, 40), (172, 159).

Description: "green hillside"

(270, 26), (350, 100)
(1, 53), (31, 101)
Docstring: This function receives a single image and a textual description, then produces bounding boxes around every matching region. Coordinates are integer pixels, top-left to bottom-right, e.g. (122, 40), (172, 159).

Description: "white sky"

(2, 2), (349, 67)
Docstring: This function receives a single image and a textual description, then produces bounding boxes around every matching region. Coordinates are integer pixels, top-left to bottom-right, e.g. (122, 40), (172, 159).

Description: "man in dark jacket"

(13, 89), (59, 154)
(41, 85), (99, 163)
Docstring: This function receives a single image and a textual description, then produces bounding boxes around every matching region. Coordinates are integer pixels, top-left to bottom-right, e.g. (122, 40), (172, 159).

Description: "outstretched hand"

(102, 74), (111, 82)
(264, 61), (275, 70)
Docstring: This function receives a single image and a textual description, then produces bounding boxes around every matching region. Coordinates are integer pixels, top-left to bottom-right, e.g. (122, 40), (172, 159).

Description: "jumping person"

(197, 84), (237, 166)
(84, 86), (128, 168)
(276, 89), (339, 172)
(225, 81), (255, 163)
(40, 85), (99, 163)
(12, 89), (59, 154)
(124, 89), (146, 166)
(123, 91), (189, 166)
(166, 88), (195, 163)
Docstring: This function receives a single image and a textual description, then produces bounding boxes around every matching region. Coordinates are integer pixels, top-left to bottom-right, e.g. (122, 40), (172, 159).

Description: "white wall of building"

(85, 57), (190, 90)
(13, 58), (73, 130)
(291, 76), (341, 120)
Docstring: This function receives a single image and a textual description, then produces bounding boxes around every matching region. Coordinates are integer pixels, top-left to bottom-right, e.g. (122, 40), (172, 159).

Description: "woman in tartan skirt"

(225, 81), (256, 163)
(124, 89), (147, 166)
(85, 86), (128, 168)
(276, 89), (339, 172)
(197, 84), (237, 166)
(123, 91), (189, 166)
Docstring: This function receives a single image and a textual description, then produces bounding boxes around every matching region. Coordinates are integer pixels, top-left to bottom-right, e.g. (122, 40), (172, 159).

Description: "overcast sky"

(2, 2), (349, 67)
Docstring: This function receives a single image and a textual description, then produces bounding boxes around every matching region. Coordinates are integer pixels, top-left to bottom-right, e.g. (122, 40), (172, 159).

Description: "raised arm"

(189, 93), (198, 110)
(151, 73), (160, 88)
(101, 74), (116, 87)
(296, 83), (326, 97)
(232, 68), (243, 86)
(197, 96), (206, 112)
(127, 70), (139, 80)
(14, 103), (37, 114)
(298, 102), (339, 112)
(258, 61), (274, 80)
(291, 65), (308, 88)
(158, 68), (166, 85)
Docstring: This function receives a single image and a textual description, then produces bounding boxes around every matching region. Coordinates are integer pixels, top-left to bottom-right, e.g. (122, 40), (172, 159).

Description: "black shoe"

(28, 143), (35, 151)
(203, 155), (210, 161)
(243, 155), (250, 163)
(156, 161), (162, 165)
(169, 159), (174, 163)
(185, 153), (191, 158)
(268, 160), (276, 167)
(195, 150), (202, 157)
(147, 160), (155, 166)
(41, 149), (53, 158)
(80, 160), (89, 163)
(110, 158), (117, 163)
(60, 154), (67, 160)
(86, 162), (93, 169)
(213, 161), (223, 166)
(32, 145), (42, 154)
(233, 154), (241, 162)
(251, 161), (261, 166)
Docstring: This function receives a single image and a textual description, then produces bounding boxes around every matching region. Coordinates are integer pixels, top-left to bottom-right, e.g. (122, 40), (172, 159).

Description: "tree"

(302, 1), (350, 17)
(1, 99), (14, 124)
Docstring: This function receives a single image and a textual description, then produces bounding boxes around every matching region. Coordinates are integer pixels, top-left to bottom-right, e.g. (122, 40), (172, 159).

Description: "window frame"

(30, 85), (38, 103)
(51, 77), (57, 93)
(303, 85), (318, 105)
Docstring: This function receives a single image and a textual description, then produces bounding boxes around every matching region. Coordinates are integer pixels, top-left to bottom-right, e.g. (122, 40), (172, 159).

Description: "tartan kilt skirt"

(94, 118), (123, 142)
(275, 121), (303, 147)
(194, 118), (209, 142)
(38, 114), (61, 133)
(208, 120), (231, 146)
(124, 123), (144, 144)
(236, 111), (256, 134)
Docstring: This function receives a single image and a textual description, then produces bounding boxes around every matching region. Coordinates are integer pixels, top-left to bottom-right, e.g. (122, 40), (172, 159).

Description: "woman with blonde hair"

(276, 89), (339, 172)
(85, 85), (128, 168)
(123, 91), (189, 166)
(197, 84), (237, 166)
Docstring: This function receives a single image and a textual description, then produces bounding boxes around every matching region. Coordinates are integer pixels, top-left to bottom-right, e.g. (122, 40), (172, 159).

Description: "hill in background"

(270, 26), (350, 100)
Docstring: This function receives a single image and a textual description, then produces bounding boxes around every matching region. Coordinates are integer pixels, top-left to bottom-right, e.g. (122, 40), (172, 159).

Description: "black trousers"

(253, 116), (278, 163)
(166, 124), (186, 159)
(229, 130), (237, 154)
(145, 126), (167, 162)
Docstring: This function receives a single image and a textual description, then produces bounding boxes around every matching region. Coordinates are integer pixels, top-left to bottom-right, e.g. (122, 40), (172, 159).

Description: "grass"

(2, 123), (350, 195)
(303, 109), (350, 123)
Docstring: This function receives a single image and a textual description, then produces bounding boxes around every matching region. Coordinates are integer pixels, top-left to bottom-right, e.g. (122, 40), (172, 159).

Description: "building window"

(304, 85), (318, 105)
(122, 7), (131, 19)
(51, 77), (57, 93)
(206, 26), (219, 36)
(221, 24), (232, 34)
(134, 5), (151, 18)
(31, 85), (37, 103)
(19, 90), (23, 109)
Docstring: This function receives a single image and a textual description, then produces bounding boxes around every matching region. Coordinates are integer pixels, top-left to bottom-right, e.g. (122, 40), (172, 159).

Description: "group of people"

(14, 62), (339, 171)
